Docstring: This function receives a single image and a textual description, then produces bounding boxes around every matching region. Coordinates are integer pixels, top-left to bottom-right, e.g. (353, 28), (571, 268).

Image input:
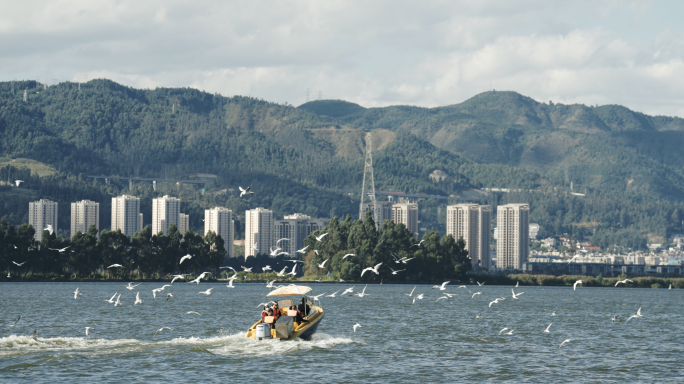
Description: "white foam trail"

(0, 332), (356, 358)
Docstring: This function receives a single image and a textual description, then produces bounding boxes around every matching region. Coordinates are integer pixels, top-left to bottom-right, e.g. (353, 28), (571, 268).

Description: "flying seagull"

(73, 287), (81, 300)
(262, 265), (272, 272)
(341, 286), (355, 296)
(342, 253), (356, 260)
(410, 240), (425, 248)
(239, 186), (253, 197)
(327, 290), (340, 298)
(199, 288), (214, 295)
(389, 267), (405, 275)
(296, 245), (309, 254)
(15, 180), (23, 187)
(183, 311), (201, 316)
(12, 261), (26, 266)
(353, 323), (361, 332)
(573, 280), (583, 290)
(498, 328), (510, 335)
(48, 246), (70, 253)
(276, 266), (288, 277)
(154, 327), (172, 336)
(471, 292), (482, 299)
(412, 293), (426, 304)
(189, 272), (211, 284)
(170, 274), (187, 283)
(107, 264), (124, 269)
(166, 293), (173, 301)
(85, 327), (93, 337)
(626, 307), (643, 322)
(551, 310), (558, 316)
(105, 292), (118, 303)
(114, 293), (122, 306)
(511, 289), (525, 299)
(287, 265), (298, 276)
(432, 281), (450, 291)
(544, 323), (553, 333)
(226, 279), (235, 288)
(317, 259), (329, 269)
(8, 315), (22, 328)
(361, 262), (383, 277)
(406, 286), (416, 297)
(559, 339), (573, 348)
(615, 279), (633, 287)
(354, 285), (370, 298)
(124, 282), (141, 291)
(242, 266), (252, 273)
(134, 292), (142, 305)
(179, 254), (192, 264)
(45, 225), (54, 235)
(315, 233), (328, 242)
(276, 238), (290, 244)
(477, 281), (485, 286)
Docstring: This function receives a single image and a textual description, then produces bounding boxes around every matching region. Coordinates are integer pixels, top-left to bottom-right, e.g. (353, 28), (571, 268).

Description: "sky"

(1, 0), (684, 116)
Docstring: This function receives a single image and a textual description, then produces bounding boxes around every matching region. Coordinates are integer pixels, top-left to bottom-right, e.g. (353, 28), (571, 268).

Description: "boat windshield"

(277, 299), (294, 308)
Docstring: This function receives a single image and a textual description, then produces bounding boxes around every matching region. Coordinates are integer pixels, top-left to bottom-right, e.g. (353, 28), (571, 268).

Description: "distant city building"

(274, 213), (330, 256)
(446, 204), (491, 268)
(205, 207), (234, 258)
(392, 203), (419, 238)
(245, 207), (273, 258)
(152, 195), (181, 236)
(179, 213), (189, 235)
(361, 201), (393, 227)
(70, 200), (99, 238)
(496, 203), (530, 270)
(529, 223), (540, 239)
(111, 195), (141, 239)
(29, 199), (58, 241)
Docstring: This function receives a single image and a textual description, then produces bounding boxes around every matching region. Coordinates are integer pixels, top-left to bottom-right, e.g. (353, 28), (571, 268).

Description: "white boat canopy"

(267, 284), (312, 297)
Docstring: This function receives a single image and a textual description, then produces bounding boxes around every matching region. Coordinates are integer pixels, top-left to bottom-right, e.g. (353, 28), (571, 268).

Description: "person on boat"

(271, 302), (281, 322)
(297, 297), (310, 322)
(261, 306), (269, 321)
(290, 304), (303, 324)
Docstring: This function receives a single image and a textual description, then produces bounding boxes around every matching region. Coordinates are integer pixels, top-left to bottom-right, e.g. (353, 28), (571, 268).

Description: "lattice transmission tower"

(359, 132), (378, 226)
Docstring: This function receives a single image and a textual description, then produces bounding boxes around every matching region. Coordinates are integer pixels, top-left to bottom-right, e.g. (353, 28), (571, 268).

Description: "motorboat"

(246, 284), (324, 341)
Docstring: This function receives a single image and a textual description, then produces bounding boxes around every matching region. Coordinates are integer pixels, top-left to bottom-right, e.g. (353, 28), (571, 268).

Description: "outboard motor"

(256, 323), (271, 340)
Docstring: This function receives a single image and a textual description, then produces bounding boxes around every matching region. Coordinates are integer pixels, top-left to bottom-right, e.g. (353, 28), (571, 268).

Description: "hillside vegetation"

(1, 80), (683, 249)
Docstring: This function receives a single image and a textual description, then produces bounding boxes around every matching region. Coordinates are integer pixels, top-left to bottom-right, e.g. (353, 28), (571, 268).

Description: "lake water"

(1, 282), (682, 383)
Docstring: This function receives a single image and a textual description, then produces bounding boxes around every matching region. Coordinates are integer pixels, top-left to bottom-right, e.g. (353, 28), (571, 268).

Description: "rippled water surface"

(1, 282), (682, 383)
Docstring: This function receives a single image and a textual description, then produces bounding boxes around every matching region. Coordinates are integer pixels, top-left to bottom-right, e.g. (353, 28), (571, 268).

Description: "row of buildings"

(446, 203), (529, 270)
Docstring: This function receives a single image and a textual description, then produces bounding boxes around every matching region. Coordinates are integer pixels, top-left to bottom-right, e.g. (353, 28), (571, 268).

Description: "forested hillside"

(1, 79), (684, 249)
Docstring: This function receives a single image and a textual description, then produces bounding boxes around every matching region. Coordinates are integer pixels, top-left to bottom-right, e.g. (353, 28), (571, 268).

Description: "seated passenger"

(272, 303), (281, 322)
(261, 306), (269, 321)
(290, 305), (303, 324)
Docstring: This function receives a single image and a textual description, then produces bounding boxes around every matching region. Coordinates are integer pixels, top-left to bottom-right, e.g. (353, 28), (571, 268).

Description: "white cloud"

(1, 0), (683, 116)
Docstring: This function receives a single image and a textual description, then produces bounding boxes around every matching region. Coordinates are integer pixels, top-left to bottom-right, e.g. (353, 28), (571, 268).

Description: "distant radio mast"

(359, 132), (379, 226)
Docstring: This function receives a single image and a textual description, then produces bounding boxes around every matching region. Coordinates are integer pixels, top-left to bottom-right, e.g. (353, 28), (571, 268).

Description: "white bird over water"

(317, 259), (329, 269)
(353, 323), (361, 332)
(516, 281), (519, 288)
(470, 292), (481, 299)
(354, 285), (370, 297)
(327, 290), (340, 298)
(134, 292), (142, 305)
(166, 293), (173, 301)
(406, 286), (416, 297)
(288, 265), (298, 276)
(476, 313), (482, 320)
(498, 328), (510, 335)
(15, 180), (23, 187)
(170, 274), (187, 283)
(489, 298), (501, 307)
(199, 288), (214, 295)
(626, 307), (643, 322)
(48, 246), (70, 253)
(262, 265), (272, 272)
(74, 287), (81, 299)
(276, 267), (288, 277)
(432, 281), (450, 291)
(114, 294), (122, 306)
(179, 254), (192, 264)
(504, 329), (515, 335)
(265, 280), (276, 288)
(615, 279), (633, 287)
(226, 279), (235, 288)
(361, 262), (383, 277)
(124, 283), (141, 291)
(85, 327), (93, 337)
(389, 267), (405, 275)
(412, 293), (426, 304)
(296, 245), (309, 254)
(12, 261), (26, 266)
(342, 253), (356, 260)
(573, 280), (583, 290)
(8, 315), (22, 328)
(315, 233), (328, 241)
(239, 186), (253, 197)
(107, 264), (124, 269)
(551, 310), (558, 316)
(154, 327), (172, 336)
(183, 311), (201, 316)
(189, 272), (211, 284)
(559, 339), (573, 348)
(477, 281), (485, 286)
(544, 323), (553, 333)
(511, 289), (525, 299)
(341, 286), (355, 296)
(242, 266), (252, 273)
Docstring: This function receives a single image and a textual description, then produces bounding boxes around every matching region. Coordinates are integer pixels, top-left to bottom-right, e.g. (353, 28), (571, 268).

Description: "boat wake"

(0, 332), (356, 358)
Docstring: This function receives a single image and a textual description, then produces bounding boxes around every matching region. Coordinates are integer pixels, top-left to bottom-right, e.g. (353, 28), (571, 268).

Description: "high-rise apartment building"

(111, 195), (141, 239)
(245, 207), (273, 258)
(446, 204), (491, 268)
(152, 195), (181, 236)
(205, 207), (234, 258)
(391, 203), (419, 237)
(274, 213), (330, 256)
(179, 213), (189, 235)
(496, 203), (530, 270)
(71, 200), (99, 238)
(29, 199), (58, 241)
(361, 201), (392, 226)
